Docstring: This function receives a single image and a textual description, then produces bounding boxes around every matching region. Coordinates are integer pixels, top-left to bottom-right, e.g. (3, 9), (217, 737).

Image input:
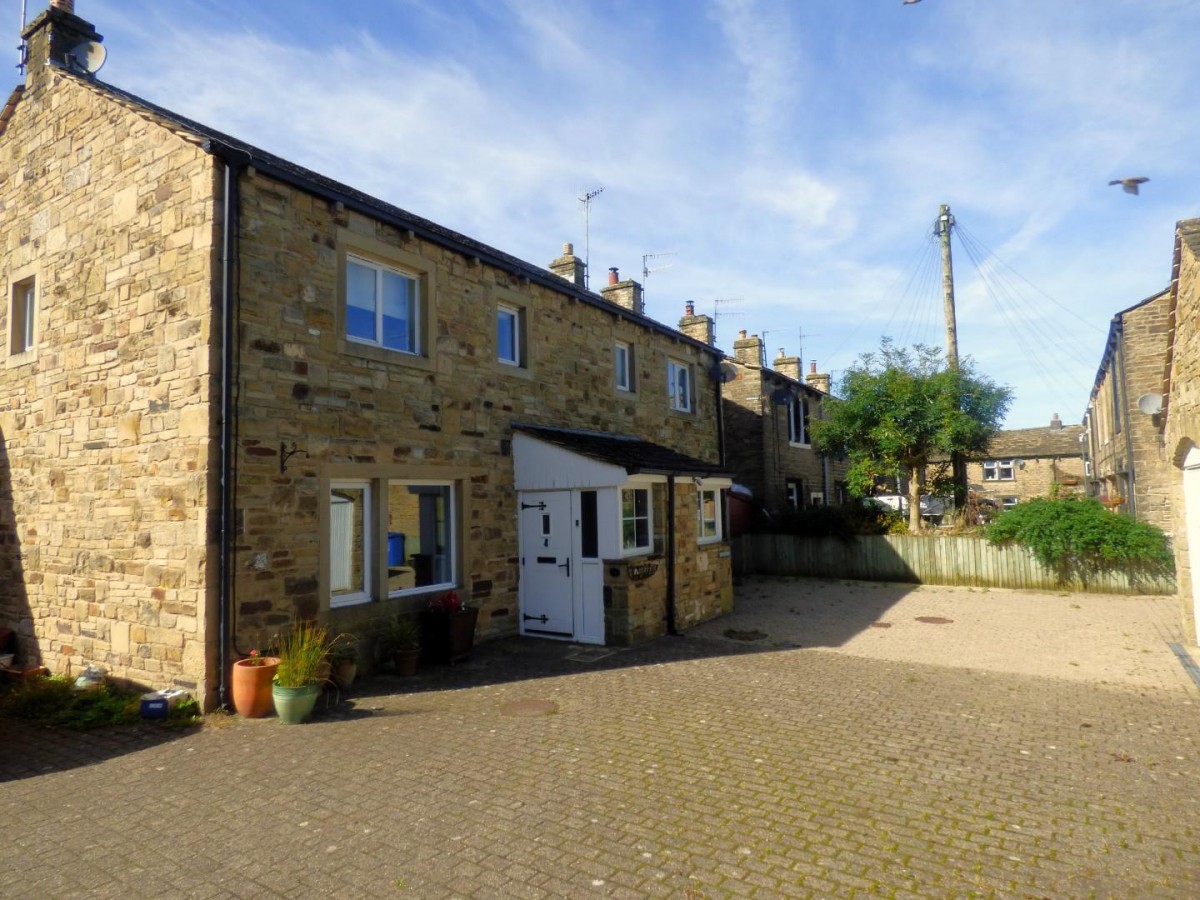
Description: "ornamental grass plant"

(273, 621), (331, 687)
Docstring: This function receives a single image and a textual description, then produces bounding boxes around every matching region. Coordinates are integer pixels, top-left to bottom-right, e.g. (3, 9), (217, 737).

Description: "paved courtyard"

(3, 578), (1199, 898)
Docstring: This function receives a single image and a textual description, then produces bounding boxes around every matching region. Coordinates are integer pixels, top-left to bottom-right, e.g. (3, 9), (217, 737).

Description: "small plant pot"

(392, 648), (421, 676)
(331, 658), (357, 689)
(231, 657), (280, 718)
(272, 683), (321, 724)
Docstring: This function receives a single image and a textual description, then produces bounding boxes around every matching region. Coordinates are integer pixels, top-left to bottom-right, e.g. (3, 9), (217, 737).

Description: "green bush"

(0, 675), (201, 730)
(986, 496), (1174, 585)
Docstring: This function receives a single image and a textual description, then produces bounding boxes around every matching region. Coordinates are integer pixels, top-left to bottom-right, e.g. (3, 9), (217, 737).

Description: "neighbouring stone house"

(1162, 217), (1200, 644)
(692, 327), (848, 530)
(0, 3), (733, 709)
(1082, 288), (1173, 530)
(965, 414), (1086, 511)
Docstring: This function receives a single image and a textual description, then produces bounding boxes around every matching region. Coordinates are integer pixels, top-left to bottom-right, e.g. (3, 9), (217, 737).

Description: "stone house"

(688, 328), (848, 529)
(0, 2), (733, 709)
(1162, 217), (1200, 644)
(1082, 288), (1174, 530)
(965, 414), (1086, 511)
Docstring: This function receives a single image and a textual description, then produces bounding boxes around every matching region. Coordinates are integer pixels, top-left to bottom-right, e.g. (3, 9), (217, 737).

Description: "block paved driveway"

(3, 578), (1200, 898)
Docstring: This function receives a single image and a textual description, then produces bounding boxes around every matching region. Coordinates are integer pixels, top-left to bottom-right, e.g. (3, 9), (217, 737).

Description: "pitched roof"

(56, 66), (720, 358)
(513, 424), (731, 478)
(972, 424), (1086, 460)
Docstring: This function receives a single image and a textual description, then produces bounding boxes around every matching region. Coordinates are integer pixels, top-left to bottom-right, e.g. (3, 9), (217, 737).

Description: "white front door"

(519, 491), (574, 636)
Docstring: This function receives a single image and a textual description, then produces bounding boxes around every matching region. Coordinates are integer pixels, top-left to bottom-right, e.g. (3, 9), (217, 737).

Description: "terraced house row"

(0, 3), (740, 708)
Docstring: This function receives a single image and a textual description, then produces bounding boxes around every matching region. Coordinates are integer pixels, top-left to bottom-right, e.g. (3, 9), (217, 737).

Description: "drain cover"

(499, 698), (558, 717)
(915, 616), (954, 625)
(724, 629), (769, 641)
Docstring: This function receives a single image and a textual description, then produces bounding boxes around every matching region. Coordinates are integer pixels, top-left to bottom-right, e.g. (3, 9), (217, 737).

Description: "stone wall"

(0, 73), (218, 698)
(966, 455), (1086, 505)
(1089, 290), (1172, 529)
(1165, 221), (1200, 642)
(229, 172), (726, 648)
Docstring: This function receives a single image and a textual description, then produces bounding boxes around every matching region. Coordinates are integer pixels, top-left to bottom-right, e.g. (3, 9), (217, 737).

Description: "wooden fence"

(731, 533), (1177, 595)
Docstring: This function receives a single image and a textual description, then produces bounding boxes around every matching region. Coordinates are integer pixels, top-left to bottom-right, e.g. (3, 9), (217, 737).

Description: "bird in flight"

(1108, 177), (1149, 195)
(903, 0), (922, 5)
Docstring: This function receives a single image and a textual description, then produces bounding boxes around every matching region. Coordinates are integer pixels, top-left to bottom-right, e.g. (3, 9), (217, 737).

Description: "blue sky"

(13, 0), (1200, 428)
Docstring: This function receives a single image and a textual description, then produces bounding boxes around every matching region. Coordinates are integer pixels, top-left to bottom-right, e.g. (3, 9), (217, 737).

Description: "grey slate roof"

(56, 65), (721, 359)
(972, 424), (1086, 460)
(514, 424), (731, 478)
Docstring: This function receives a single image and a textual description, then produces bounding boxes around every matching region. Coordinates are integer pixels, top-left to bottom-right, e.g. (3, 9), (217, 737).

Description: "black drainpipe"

(216, 157), (240, 708)
(665, 474), (678, 635)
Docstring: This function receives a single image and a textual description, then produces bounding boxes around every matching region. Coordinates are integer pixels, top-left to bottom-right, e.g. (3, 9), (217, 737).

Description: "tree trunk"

(908, 463), (924, 532)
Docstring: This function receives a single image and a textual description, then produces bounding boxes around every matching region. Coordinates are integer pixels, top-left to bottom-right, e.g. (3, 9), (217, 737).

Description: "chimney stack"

(601, 268), (644, 315)
(678, 301), (714, 346)
(733, 330), (763, 367)
(806, 361), (832, 395)
(1050, 413), (1063, 429)
(21, 0), (102, 88)
(547, 242), (586, 287)
(773, 348), (801, 381)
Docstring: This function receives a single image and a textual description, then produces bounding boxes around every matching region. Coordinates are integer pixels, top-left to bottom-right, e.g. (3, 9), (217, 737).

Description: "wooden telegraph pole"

(934, 204), (968, 513)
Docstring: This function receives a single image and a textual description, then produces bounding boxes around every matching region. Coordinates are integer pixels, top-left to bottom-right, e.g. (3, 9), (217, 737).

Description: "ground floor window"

(329, 479), (457, 607)
(621, 487), (652, 554)
(697, 488), (722, 543)
(786, 479), (803, 509)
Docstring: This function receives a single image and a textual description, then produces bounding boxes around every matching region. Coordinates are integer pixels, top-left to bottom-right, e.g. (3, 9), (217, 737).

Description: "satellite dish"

(66, 41), (107, 75)
(709, 361), (738, 384)
(1136, 393), (1163, 415)
(770, 386), (797, 405)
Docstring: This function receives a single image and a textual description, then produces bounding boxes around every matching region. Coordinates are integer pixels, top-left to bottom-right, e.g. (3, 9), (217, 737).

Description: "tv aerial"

(66, 40), (106, 75)
(578, 186), (603, 289)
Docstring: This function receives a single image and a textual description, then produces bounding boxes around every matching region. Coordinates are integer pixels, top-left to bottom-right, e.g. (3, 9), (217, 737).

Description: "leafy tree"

(986, 496), (1174, 586)
(810, 340), (1012, 530)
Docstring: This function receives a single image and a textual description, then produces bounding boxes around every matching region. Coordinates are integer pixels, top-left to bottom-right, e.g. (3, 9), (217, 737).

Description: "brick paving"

(3, 578), (1200, 898)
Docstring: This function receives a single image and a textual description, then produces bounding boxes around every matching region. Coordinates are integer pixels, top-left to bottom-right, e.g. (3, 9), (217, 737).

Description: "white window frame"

(786, 479), (803, 510)
(497, 304), (521, 366)
(668, 359), (692, 413)
(1002, 497), (1019, 509)
(345, 254), (420, 355)
(615, 341), (633, 392)
(697, 487), (722, 544)
(620, 486), (653, 555)
(9, 275), (36, 357)
(329, 481), (373, 608)
(983, 459), (1016, 481)
(387, 479), (457, 597)
(788, 394), (810, 445)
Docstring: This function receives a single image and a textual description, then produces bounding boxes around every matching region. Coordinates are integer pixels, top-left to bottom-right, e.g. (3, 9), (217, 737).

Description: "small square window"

(668, 359), (692, 412)
(346, 255), (419, 354)
(9, 276), (36, 356)
(983, 459), (1015, 481)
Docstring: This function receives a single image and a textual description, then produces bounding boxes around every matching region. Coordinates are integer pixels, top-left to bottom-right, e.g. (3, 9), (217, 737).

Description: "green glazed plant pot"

(272, 683), (321, 725)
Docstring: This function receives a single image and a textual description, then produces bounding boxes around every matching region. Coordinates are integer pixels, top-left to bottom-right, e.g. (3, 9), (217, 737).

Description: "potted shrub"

(420, 590), (479, 665)
(328, 633), (359, 690)
(379, 615), (421, 676)
(271, 621), (330, 724)
(230, 648), (279, 718)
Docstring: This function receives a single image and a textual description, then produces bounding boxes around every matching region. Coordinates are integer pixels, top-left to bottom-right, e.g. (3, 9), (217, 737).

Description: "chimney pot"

(563, 242), (573, 254)
(608, 267), (619, 286)
(739, 329), (747, 339)
(685, 301), (695, 316)
(51, 0), (76, 11)
(810, 361), (817, 373)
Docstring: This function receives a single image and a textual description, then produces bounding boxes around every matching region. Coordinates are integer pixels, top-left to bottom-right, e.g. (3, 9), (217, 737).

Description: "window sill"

(330, 593), (372, 609)
(341, 338), (433, 372)
(495, 359), (534, 380)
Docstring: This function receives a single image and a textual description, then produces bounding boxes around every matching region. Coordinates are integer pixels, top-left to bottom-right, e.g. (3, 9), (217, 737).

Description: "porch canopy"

(512, 423), (732, 491)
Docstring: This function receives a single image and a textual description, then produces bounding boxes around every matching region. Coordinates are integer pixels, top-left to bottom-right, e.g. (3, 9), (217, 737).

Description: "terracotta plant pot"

(331, 658), (357, 689)
(392, 648), (420, 676)
(231, 656), (280, 718)
(420, 608), (479, 665)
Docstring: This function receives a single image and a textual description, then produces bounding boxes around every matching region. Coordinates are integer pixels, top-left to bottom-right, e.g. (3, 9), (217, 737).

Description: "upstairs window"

(9, 276), (36, 356)
(983, 459), (1015, 481)
(668, 359), (692, 412)
(346, 255), (419, 354)
(615, 341), (634, 392)
(788, 394), (810, 445)
(497, 304), (525, 367)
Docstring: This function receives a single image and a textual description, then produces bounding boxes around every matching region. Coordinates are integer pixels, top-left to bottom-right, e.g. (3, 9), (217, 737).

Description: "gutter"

(666, 474), (677, 635)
